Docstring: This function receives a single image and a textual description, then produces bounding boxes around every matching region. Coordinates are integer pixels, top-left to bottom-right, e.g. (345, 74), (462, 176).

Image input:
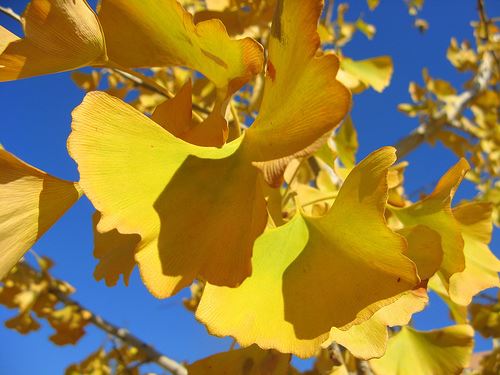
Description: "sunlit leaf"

(0, 149), (81, 278)
(339, 56), (393, 93)
(196, 148), (418, 357)
(335, 116), (358, 169)
(369, 325), (474, 375)
(449, 201), (500, 305)
(0, 0), (106, 81)
(92, 211), (140, 287)
(391, 159), (469, 297)
(325, 225), (441, 359)
(68, 92), (266, 298)
(245, 0), (351, 161)
(187, 345), (297, 375)
(98, 0), (264, 95)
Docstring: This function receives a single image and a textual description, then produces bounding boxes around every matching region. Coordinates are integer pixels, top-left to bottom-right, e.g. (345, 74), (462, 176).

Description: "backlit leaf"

(449, 201), (500, 305)
(196, 148), (418, 357)
(0, 149), (81, 278)
(369, 325), (474, 375)
(245, 0), (351, 161)
(391, 159), (469, 297)
(187, 345), (297, 375)
(0, 0), (106, 81)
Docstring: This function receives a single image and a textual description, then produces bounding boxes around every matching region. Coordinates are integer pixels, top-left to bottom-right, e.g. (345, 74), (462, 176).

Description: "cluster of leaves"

(0, 256), (90, 345)
(398, 13), (500, 225)
(0, 0), (499, 374)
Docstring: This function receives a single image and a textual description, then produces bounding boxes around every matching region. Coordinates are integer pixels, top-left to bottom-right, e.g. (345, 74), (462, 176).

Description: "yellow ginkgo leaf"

(244, 0), (351, 161)
(369, 325), (474, 375)
(339, 56), (394, 93)
(68, 91), (267, 298)
(92, 212), (141, 287)
(0, 0), (106, 81)
(152, 80), (230, 147)
(428, 275), (468, 324)
(391, 159), (469, 295)
(324, 225), (441, 360)
(196, 148), (418, 358)
(0, 149), (82, 278)
(69, 0), (350, 299)
(98, 0), (263, 95)
(326, 288), (428, 360)
(448, 201), (500, 305)
(187, 345), (297, 375)
(335, 116), (358, 169)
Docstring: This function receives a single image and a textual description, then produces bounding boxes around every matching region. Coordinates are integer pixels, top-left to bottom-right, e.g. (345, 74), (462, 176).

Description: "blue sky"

(0, 0), (499, 373)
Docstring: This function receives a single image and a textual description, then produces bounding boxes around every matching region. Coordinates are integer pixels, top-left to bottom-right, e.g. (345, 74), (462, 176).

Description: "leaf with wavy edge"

(369, 325), (474, 375)
(68, 91), (267, 297)
(448, 201), (500, 305)
(196, 148), (418, 358)
(390, 159), (469, 300)
(69, 0), (350, 298)
(0, 0), (106, 81)
(187, 345), (297, 375)
(324, 225), (442, 360)
(244, 0), (351, 161)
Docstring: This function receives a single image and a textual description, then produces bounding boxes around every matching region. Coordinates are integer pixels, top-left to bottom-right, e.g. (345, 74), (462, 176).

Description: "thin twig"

(0, 5), (22, 23)
(48, 286), (188, 375)
(394, 43), (495, 160)
(394, 0), (497, 159)
(107, 63), (210, 116)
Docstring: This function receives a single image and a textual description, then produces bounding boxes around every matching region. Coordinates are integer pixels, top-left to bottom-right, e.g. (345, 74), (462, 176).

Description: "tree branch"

(48, 286), (188, 375)
(0, 5), (22, 23)
(394, 0), (497, 160)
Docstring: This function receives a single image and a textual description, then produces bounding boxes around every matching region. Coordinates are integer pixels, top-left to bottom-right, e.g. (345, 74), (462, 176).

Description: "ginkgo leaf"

(448, 201), (500, 305)
(98, 0), (264, 95)
(428, 276), (468, 324)
(69, 0), (350, 299)
(324, 225), (442, 360)
(187, 345), (297, 375)
(335, 116), (358, 169)
(92, 212), (140, 287)
(244, 0), (351, 161)
(391, 159), (469, 295)
(68, 91), (267, 298)
(0, 149), (82, 278)
(152, 80), (230, 147)
(369, 325), (474, 375)
(196, 148), (418, 358)
(326, 288), (428, 360)
(0, 0), (106, 81)
(339, 56), (393, 93)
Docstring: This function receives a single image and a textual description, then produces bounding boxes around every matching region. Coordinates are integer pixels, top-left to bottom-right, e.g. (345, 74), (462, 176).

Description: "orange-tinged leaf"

(98, 0), (263, 94)
(152, 80), (229, 147)
(245, 0), (351, 161)
(369, 325), (474, 375)
(448, 202), (500, 305)
(92, 211), (140, 287)
(196, 148), (418, 357)
(326, 288), (428, 360)
(68, 92), (266, 298)
(391, 159), (469, 296)
(324, 224), (441, 360)
(339, 56), (393, 93)
(0, 149), (81, 278)
(187, 345), (296, 375)
(0, 0), (106, 81)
